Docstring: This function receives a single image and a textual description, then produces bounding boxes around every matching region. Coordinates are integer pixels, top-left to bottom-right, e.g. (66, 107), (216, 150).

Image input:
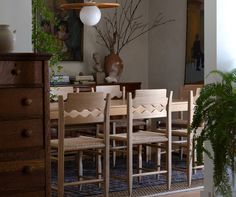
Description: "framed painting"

(184, 0), (204, 84)
(44, 0), (84, 61)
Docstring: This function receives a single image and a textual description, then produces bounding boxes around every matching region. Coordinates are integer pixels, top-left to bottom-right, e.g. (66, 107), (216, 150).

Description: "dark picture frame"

(184, 0), (204, 84)
(44, 0), (84, 61)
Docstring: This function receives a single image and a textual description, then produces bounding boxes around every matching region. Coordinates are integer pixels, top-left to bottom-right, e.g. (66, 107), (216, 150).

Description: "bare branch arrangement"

(94, 0), (175, 55)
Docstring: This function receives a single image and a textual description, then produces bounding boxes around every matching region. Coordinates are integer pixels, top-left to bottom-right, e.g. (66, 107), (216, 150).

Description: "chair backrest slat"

(59, 92), (108, 125)
(96, 85), (125, 99)
(132, 89), (169, 119)
(179, 84), (203, 100)
(50, 86), (74, 101)
(128, 89), (173, 137)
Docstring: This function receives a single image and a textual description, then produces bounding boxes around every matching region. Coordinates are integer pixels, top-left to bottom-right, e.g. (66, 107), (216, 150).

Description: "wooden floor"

(162, 190), (200, 197)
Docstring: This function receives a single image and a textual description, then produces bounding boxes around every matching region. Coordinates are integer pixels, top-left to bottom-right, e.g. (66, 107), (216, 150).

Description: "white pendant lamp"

(80, 6), (101, 26)
(60, 1), (120, 26)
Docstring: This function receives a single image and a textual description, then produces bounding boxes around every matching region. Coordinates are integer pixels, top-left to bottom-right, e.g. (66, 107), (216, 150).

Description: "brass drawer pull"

(22, 165), (33, 174)
(21, 129), (32, 138)
(22, 98), (33, 106)
(11, 68), (21, 76)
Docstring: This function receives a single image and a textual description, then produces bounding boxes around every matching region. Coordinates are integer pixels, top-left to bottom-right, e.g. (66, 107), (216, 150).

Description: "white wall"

(0, 0), (32, 52)
(148, 0), (187, 97)
(203, 0), (236, 196)
(217, 0), (236, 72)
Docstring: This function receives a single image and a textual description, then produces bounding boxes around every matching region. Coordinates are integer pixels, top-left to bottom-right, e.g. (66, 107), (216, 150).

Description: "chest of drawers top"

(0, 53), (51, 87)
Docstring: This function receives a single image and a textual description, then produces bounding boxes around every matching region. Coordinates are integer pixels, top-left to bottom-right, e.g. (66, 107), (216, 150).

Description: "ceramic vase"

(104, 53), (123, 83)
(0, 25), (14, 52)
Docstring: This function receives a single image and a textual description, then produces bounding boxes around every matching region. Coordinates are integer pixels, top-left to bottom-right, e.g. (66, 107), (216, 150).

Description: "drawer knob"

(22, 165), (33, 174)
(11, 68), (21, 76)
(21, 129), (32, 138)
(22, 98), (33, 106)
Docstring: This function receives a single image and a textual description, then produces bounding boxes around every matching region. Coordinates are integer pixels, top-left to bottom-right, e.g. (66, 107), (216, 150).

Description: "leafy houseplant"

(191, 69), (236, 196)
(32, 0), (63, 82)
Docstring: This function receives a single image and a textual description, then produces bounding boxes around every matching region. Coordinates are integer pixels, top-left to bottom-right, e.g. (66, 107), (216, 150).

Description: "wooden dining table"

(50, 99), (188, 120)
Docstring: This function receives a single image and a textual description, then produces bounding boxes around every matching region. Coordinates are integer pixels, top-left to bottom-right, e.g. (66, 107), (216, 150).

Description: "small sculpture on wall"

(93, 53), (103, 72)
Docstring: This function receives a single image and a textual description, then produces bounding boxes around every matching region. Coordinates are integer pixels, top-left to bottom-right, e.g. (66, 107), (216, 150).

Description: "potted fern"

(191, 69), (236, 197)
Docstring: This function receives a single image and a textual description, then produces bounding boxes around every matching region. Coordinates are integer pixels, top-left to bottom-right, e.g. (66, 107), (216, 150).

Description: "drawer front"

(0, 191), (45, 197)
(0, 119), (43, 150)
(0, 159), (45, 192)
(0, 88), (43, 119)
(0, 61), (42, 85)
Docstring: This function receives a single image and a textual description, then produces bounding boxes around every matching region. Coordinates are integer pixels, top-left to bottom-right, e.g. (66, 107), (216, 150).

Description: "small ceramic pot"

(0, 25), (14, 52)
(104, 53), (124, 82)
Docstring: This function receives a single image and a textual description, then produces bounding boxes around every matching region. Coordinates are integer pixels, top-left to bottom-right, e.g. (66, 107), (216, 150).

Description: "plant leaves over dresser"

(32, 0), (63, 82)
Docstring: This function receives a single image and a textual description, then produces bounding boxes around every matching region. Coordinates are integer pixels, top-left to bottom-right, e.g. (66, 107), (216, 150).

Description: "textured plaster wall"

(148, 0), (187, 97)
(0, 0), (32, 52)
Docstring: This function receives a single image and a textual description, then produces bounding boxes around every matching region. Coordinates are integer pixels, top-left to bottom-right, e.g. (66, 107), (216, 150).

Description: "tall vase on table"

(104, 51), (123, 83)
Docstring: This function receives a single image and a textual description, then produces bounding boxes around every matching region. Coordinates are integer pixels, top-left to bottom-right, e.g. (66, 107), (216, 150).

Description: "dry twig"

(94, 0), (175, 54)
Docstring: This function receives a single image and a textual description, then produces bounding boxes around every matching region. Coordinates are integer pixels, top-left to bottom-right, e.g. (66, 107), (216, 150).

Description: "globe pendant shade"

(80, 6), (101, 26)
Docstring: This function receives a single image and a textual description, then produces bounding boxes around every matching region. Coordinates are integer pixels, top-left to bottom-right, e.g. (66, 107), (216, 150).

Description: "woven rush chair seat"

(158, 128), (189, 137)
(111, 131), (168, 144)
(51, 136), (105, 151)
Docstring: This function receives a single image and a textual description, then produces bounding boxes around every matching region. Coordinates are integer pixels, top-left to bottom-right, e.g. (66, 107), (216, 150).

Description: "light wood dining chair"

(158, 84), (203, 129)
(50, 92), (111, 197)
(95, 85), (125, 166)
(95, 85), (147, 167)
(111, 89), (173, 196)
(157, 90), (203, 187)
(171, 90), (203, 186)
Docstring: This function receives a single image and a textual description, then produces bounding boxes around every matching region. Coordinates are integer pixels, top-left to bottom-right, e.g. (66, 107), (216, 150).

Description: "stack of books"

(75, 75), (95, 85)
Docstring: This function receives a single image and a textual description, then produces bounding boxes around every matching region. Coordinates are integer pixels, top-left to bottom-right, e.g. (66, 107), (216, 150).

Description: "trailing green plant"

(191, 69), (236, 197)
(32, 0), (63, 82)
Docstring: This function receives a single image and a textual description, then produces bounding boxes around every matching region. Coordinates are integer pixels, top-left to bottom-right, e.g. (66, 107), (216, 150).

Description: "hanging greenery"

(32, 0), (63, 81)
(191, 69), (236, 197)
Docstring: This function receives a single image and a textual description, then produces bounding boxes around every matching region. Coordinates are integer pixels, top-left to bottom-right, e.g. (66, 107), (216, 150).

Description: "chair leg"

(104, 142), (110, 197)
(128, 142), (133, 196)
(112, 122), (117, 167)
(192, 140), (197, 175)
(167, 141), (171, 190)
(97, 149), (102, 188)
(58, 151), (65, 197)
(146, 146), (152, 162)
(78, 151), (83, 191)
(187, 139), (193, 187)
(156, 145), (161, 180)
(138, 145), (142, 183)
(179, 137), (184, 160)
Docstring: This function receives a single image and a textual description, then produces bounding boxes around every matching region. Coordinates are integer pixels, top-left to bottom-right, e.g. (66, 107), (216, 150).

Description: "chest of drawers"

(0, 53), (51, 197)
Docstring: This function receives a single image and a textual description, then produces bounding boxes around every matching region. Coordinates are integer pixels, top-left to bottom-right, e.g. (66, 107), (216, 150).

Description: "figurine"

(92, 53), (103, 72)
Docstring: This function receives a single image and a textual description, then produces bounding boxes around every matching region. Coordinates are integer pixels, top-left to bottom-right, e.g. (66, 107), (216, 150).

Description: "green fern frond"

(191, 69), (236, 196)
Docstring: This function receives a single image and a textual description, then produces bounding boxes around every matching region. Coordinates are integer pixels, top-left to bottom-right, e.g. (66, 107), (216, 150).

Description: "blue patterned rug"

(51, 155), (204, 197)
